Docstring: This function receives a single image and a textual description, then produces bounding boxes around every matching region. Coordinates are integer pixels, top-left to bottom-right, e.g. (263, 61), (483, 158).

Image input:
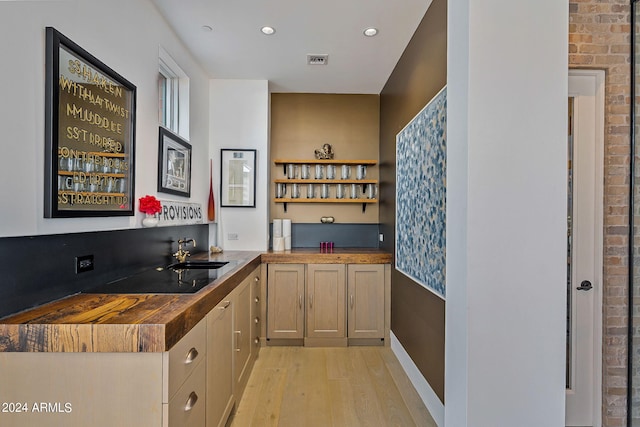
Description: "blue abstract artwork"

(396, 86), (446, 299)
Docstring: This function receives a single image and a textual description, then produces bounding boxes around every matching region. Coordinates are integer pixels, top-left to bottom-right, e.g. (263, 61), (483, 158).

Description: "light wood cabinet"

(0, 317), (208, 427)
(306, 264), (346, 343)
(347, 264), (385, 339)
(266, 262), (388, 347)
(267, 264), (305, 339)
(206, 298), (234, 427)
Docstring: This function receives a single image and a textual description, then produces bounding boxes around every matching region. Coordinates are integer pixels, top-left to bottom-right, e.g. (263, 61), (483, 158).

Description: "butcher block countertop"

(0, 248), (391, 353)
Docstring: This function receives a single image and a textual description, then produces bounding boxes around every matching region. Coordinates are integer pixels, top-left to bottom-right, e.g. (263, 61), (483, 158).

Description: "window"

(158, 47), (189, 138)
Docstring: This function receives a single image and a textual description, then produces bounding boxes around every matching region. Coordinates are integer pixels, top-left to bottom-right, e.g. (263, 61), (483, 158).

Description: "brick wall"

(569, 1), (630, 426)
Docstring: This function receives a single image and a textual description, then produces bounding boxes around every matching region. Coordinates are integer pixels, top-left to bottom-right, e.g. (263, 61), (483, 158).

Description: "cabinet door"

(347, 264), (385, 339)
(233, 277), (252, 392)
(306, 264), (346, 338)
(267, 264), (305, 339)
(206, 298), (234, 427)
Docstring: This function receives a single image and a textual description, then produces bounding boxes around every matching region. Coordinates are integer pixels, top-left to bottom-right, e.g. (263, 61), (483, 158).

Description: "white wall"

(209, 80), (269, 251)
(0, 0), (210, 238)
(446, 0), (568, 426)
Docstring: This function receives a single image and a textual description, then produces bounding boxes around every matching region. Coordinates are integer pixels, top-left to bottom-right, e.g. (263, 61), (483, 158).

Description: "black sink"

(167, 261), (229, 270)
(85, 261), (235, 294)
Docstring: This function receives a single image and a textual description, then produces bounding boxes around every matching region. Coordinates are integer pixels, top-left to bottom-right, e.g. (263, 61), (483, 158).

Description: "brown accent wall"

(569, 2), (630, 426)
(379, 0), (447, 402)
(270, 93), (380, 223)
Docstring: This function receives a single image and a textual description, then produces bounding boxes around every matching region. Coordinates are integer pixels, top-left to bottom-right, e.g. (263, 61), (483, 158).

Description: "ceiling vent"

(307, 54), (329, 65)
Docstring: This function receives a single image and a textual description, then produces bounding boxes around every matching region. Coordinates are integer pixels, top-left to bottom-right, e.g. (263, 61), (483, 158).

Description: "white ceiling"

(151, 0), (433, 94)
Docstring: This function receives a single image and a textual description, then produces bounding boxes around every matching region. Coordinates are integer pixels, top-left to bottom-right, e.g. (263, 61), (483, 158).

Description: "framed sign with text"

(44, 27), (136, 217)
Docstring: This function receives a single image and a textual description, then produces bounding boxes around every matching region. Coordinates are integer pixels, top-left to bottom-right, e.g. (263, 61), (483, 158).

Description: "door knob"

(576, 280), (593, 291)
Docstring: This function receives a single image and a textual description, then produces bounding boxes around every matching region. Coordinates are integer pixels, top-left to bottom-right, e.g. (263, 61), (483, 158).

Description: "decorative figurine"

(314, 143), (334, 160)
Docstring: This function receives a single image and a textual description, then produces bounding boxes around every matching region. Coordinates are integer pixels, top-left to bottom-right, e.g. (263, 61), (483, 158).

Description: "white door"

(565, 70), (604, 427)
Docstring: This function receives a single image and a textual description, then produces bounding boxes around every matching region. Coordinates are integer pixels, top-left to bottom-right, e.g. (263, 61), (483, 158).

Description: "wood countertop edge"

(0, 249), (390, 353)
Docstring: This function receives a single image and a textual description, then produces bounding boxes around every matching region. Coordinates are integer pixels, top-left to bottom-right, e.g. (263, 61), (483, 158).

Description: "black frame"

(157, 127), (192, 197)
(44, 27), (136, 217)
(220, 149), (257, 207)
(630, 2), (638, 425)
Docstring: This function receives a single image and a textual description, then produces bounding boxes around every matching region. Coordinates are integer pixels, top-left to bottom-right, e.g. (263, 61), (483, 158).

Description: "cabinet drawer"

(166, 317), (206, 400)
(167, 359), (206, 427)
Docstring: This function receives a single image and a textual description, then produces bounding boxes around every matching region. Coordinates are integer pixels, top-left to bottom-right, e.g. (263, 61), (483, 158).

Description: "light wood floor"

(228, 346), (438, 427)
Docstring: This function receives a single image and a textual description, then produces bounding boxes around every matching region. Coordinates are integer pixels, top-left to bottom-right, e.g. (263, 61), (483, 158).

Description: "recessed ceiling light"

(363, 27), (378, 37)
(261, 26), (276, 35)
(202, 25), (213, 32)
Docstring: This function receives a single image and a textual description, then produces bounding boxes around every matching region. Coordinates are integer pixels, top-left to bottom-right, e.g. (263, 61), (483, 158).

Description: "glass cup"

(341, 165), (351, 180)
(300, 164), (311, 179)
(336, 183), (345, 199)
(356, 165), (367, 180)
(71, 157), (84, 172)
(320, 184), (329, 199)
(275, 183), (286, 198)
(59, 156), (72, 172)
(287, 164), (298, 179)
(350, 183), (359, 199)
(291, 183), (300, 198)
(326, 164), (336, 180)
(367, 184), (378, 199)
(83, 159), (95, 173)
(315, 164), (324, 179)
(306, 183), (315, 198)
(58, 176), (73, 191)
(118, 178), (127, 193)
(72, 181), (85, 192)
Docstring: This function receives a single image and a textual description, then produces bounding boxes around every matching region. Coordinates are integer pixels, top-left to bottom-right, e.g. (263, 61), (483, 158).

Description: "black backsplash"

(0, 224), (208, 319)
(269, 223), (380, 248)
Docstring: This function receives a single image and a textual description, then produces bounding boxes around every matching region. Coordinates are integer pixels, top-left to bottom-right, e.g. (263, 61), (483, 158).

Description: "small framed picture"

(158, 127), (192, 197)
(220, 149), (256, 207)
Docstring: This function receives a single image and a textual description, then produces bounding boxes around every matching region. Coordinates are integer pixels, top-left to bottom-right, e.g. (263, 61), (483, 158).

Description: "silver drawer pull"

(185, 347), (199, 364)
(184, 391), (198, 412)
(254, 317), (260, 324)
(218, 301), (231, 310)
(299, 295), (303, 309)
(235, 330), (241, 351)
(254, 337), (260, 345)
(254, 296), (260, 303)
(254, 276), (260, 282)
(350, 295), (354, 309)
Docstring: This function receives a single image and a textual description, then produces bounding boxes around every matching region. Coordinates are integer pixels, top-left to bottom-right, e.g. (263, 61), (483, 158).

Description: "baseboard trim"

(391, 331), (444, 427)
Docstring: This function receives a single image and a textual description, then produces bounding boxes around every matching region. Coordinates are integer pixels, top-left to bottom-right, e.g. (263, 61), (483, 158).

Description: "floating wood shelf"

(274, 159), (377, 165)
(272, 159), (378, 213)
(273, 179), (377, 185)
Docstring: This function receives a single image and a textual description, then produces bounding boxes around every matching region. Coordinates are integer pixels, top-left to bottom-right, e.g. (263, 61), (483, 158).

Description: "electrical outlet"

(228, 233), (239, 241)
(76, 255), (94, 273)
(379, 233), (384, 242)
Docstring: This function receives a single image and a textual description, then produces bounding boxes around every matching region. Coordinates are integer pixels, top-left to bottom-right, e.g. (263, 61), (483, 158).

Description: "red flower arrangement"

(139, 195), (162, 215)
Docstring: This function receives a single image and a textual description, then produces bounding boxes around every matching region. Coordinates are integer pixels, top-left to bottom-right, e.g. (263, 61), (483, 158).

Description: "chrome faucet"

(173, 238), (196, 263)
